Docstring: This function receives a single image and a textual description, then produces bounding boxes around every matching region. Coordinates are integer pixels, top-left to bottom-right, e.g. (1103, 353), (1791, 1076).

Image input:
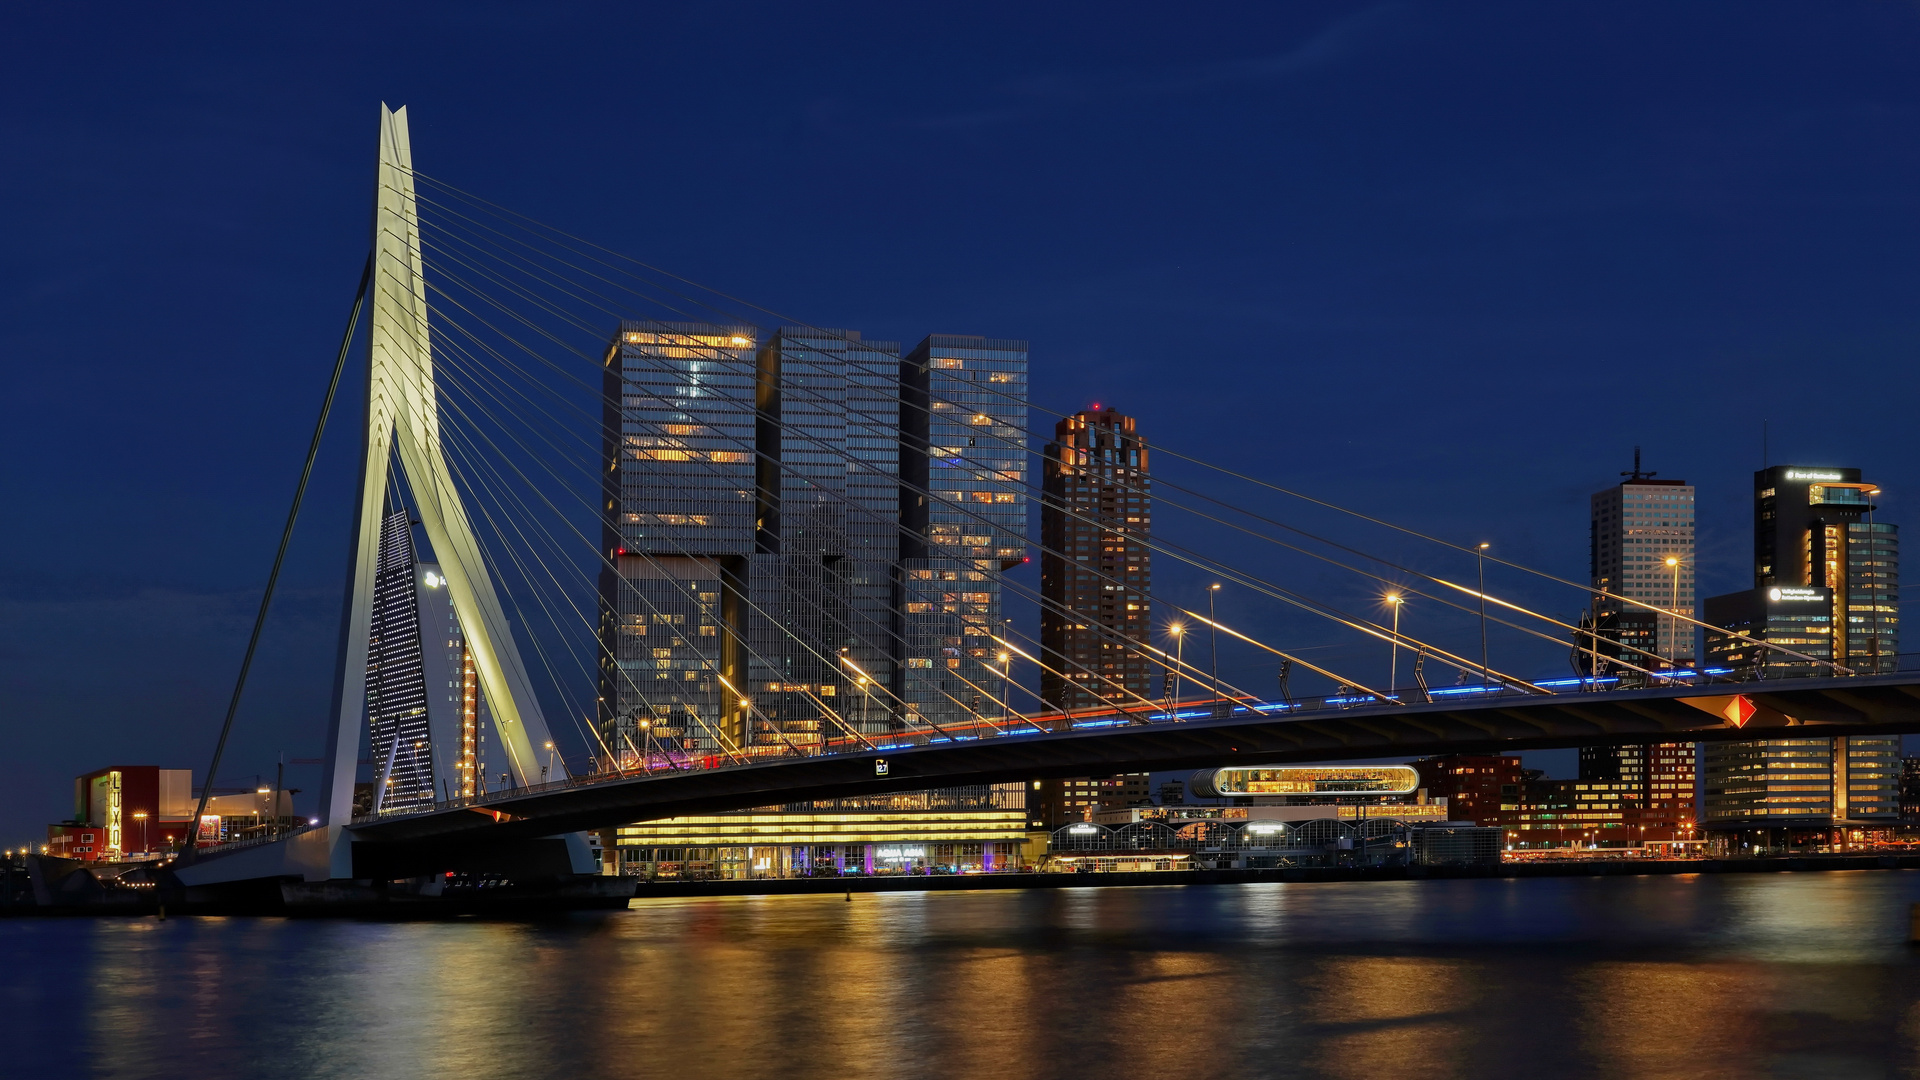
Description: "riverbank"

(628, 853), (1920, 899)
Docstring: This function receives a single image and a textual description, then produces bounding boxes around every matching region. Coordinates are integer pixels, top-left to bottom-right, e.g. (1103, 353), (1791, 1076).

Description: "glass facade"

(608, 785), (1029, 879)
(367, 510), (485, 808)
(747, 329), (900, 744)
(897, 335), (1029, 730)
(1751, 465), (1898, 673)
(1704, 737), (1901, 825)
(1702, 466), (1902, 829)
(599, 322), (758, 756)
(598, 323), (1039, 859)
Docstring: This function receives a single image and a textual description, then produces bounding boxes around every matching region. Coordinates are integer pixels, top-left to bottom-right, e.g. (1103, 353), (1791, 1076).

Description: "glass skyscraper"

(598, 321), (759, 757)
(601, 324), (1029, 750)
(1702, 465), (1901, 836)
(897, 335), (1029, 730)
(748, 328), (900, 745)
(367, 509), (487, 809)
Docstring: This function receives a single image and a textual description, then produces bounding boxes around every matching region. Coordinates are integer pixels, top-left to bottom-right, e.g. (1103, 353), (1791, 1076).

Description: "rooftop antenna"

(1621, 446), (1656, 482)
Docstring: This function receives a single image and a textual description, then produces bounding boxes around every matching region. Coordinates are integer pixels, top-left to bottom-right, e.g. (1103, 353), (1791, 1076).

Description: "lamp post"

(997, 651), (1012, 730)
(1665, 556), (1683, 671)
(1386, 594), (1406, 698)
(543, 740), (556, 784)
(1208, 584), (1222, 713)
(1167, 623), (1185, 713)
(132, 811), (148, 854)
(1477, 543), (1491, 690)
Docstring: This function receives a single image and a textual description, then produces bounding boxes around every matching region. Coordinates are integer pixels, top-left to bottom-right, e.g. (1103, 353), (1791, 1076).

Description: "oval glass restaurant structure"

(1186, 766), (1421, 800)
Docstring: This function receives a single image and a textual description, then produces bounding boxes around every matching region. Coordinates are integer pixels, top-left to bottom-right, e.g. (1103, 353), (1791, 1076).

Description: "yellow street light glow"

(730, 336), (748, 345)
(1665, 557), (1679, 566)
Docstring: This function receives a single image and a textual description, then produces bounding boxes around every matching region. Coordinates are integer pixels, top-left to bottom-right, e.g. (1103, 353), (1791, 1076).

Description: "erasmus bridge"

(165, 105), (1920, 898)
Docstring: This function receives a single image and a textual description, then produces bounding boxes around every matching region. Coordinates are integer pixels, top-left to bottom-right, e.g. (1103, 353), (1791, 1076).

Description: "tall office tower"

(749, 328), (901, 745)
(1751, 466), (1898, 671)
(1702, 465), (1901, 838)
(1039, 406), (1152, 711)
(599, 322), (759, 756)
(366, 510), (485, 809)
(1579, 454), (1699, 844)
(897, 335), (1029, 730)
(1586, 452), (1696, 675)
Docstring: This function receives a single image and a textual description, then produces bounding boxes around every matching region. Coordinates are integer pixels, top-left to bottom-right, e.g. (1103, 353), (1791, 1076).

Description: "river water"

(9, 872), (1920, 1079)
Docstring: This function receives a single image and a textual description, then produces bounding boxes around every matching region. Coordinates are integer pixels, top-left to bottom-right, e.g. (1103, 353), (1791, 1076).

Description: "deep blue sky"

(5, 3), (1920, 840)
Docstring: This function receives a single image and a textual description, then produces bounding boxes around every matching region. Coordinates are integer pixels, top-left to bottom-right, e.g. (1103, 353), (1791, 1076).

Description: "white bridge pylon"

(319, 104), (558, 834)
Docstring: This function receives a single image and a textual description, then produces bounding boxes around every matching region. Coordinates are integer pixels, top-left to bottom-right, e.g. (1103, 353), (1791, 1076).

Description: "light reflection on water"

(10, 872), (1920, 1079)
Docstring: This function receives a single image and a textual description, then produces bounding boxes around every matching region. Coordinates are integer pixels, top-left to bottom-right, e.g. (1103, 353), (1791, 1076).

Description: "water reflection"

(10, 872), (1920, 1079)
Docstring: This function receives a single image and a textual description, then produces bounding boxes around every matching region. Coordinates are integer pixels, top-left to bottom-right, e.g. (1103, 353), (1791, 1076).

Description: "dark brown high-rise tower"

(1039, 406), (1151, 711)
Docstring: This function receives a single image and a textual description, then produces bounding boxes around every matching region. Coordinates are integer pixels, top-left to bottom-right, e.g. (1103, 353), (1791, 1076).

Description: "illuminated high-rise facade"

(1702, 465), (1901, 835)
(896, 335), (1029, 730)
(748, 328), (901, 744)
(1750, 465), (1898, 671)
(366, 509), (486, 809)
(1587, 456), (1695, 673)
(599, 321), (758, 756)
(1039, 406), (1151, 711)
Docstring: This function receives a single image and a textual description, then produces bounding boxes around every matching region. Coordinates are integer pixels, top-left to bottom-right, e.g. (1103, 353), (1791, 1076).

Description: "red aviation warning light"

(1723, 695), (1757, 728)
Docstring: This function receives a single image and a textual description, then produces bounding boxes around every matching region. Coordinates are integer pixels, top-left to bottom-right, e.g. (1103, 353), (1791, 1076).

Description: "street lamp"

(1665, 556), (1683, 671)
(1385, 594), (1406, 697)
(131, 811), (149, 854)
(1477, 543), (1491, 689)
(997, 651), (1012, 728)
(1167, 622), (1185, 713)
(1208, 584), (1222, 712)
(544, 740), (556, 783)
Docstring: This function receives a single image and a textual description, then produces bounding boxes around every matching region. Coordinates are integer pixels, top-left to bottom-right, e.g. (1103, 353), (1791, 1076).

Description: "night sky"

(5, 3), (1920, 840)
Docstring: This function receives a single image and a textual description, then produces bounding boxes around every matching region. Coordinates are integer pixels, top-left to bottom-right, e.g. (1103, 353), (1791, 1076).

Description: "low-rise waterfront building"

(604, 785), (1032, 879)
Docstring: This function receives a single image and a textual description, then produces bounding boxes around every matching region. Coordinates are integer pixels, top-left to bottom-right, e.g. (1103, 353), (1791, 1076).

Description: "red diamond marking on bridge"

(1723, 695), (1756, 728)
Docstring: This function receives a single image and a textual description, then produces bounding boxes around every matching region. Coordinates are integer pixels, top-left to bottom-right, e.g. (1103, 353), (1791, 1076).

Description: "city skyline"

(9, 6), (1920, 844)
(16, 9), (1920, 1074)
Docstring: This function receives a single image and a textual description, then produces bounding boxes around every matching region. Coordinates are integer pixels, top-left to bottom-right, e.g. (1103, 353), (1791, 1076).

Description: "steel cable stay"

(426, 423), (617, 770)
(405, 246), (1410, 702)
(426, 323), (1067, 748)
(421, 319), (1001, 755)
(395, 198), (1829, 772)
(374, 265), (764, 764)
(382, 438), (616, 793)
(437, 371), (756, 765)
(389, 293), (792, 765)
(401, 176), (1840, 675)
(405, 267), (1260, 726)
(417, 290), (1240, 743)
(419, 286), (1300, 725)
(405, 220), (1660, 684)
(432, 355), (883, 758)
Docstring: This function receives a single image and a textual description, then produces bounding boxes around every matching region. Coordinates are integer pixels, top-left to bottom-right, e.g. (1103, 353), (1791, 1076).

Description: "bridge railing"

(349, 655), (1920, 825)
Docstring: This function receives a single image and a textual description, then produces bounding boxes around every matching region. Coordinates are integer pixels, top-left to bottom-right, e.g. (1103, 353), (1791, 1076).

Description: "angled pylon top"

(320, 104), (558, 834)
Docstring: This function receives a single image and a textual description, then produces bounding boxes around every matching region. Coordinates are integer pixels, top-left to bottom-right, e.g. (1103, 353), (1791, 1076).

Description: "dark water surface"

(10, 872), (1920, 1079)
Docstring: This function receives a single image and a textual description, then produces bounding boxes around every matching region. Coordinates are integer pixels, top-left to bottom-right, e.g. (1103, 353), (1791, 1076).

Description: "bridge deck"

(345, 674), (1920, 846)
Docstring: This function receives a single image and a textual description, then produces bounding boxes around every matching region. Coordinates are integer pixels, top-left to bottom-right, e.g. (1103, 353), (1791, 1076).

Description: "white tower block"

(320, 104), (558, 837)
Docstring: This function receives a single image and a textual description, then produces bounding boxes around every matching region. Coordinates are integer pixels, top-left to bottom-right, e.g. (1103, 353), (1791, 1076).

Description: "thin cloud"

(907, 4), (1411, 130)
